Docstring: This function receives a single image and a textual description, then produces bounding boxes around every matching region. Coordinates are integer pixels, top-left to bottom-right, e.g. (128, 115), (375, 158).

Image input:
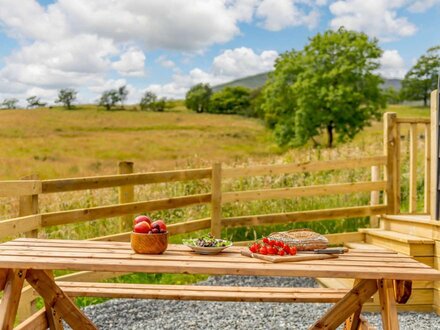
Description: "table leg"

(26, 270), (97, 330)
(310, 279), (378, 330)
(377, 279), (399, 330)
(0, 269), (27, 330)
(44, 271), (64, 330)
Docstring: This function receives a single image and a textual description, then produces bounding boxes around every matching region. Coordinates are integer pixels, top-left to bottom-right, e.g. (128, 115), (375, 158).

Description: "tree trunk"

(424, 94), (428, 107)
(327, 123), (334, 148)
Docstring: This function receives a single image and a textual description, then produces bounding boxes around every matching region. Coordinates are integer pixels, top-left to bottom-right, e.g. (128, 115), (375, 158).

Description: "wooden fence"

(0, 111), (433, 320)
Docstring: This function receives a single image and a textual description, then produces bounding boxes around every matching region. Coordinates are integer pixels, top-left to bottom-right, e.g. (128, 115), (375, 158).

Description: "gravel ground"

(77, 276), (440, 330)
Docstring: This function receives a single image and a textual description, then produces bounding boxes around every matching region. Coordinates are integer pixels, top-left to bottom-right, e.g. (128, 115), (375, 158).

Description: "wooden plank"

(0, 254), (438, 280)
(14, 309), (48, 330)
(409, 123), (418, 213)
(384, 112), (398, 214)
(377, 279), (399, 330)
(395, 118), (430, 124)
(310, 279), (378, 330)
(211, 163), (222, 238)
(222, 205), (388, 228)
(344, 279), (362, 330)
(90, 231), (131, 242)
(430, 90), (438, 218)
(395, 123), (401, 213)
(0, 269), (7, 290)
(41, 193), (211, 227)
(394, 280), (412, 304)
(222, 181), (386, 203)
(326, 232), (365, 245)
(25, 269), (97, 330)
(58, 282), (349, 303)
(168, 218), (211, 236)
(370, 166), (380, 228)
(222, 156), (387, 179)
(0, 215), (41, 239)
(118, 161), (134, 232)
(424, 123), (431, 214)
(0, 269), (27, 330)
(0, 181), (41, 197)
(241, 250), (338, 263)
(42, 168), (212, 193)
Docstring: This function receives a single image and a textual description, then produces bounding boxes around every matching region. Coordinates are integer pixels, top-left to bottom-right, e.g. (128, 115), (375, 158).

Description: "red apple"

(134, 215), (152, 225)
(152, 220), (167, 233)
(134, 221), (151, 233)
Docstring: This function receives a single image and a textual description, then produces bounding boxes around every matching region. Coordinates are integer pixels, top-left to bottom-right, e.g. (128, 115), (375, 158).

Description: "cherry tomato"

(278, 249), (285, 256)
(262, 237), (269, 244)
(290, 246), (297, 255)
(259, 246), (268, 255)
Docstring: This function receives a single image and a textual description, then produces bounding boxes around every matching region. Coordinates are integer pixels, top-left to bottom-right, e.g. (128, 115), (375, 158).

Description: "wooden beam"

(384, 112), (398, 214)
(430, 89), (438, 218)
(26, 269), (97, 330)
(310, 279), (378, 330)
(394, 280), (412, 304)
(41, 193), (211, 227)
(370, 166), (380, 228)
(377, 279), (399, 330)
(0, 269), (27, 330)
(44, 271), (64, 330)
(0, 215), (41, 240)
(42, 168), (212, 193)
(222, 181), (386, 203)
(409, 123), (418, 213)
(222, 205), (388, 228)
(222, 156), (387, 179)
(0, 269), (7, 291)
(118, 161), (134, 232)
(19, 175), (40, 239)
(395, 118), (430, 124)
(211, 163), (222, 238)
(0, 181), (41, 197)
(424, 123), (431, 214)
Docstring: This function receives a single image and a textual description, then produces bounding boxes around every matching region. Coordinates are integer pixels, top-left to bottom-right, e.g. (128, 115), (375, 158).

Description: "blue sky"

(0, 0), (439, 104)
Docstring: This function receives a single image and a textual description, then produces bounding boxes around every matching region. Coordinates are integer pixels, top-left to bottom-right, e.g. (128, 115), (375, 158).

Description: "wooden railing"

(384, 110), (432, 215)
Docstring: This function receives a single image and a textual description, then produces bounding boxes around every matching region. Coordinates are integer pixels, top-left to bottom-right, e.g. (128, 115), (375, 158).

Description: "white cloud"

(156, 56), (176, 69)
(147, 47), (278, 99)
(112, 47), (146, 77)
(408, 0), (440, 12)
(329, 0), (417, 41)
(256, 0), (321, 30)
(378, 50), (407, 79)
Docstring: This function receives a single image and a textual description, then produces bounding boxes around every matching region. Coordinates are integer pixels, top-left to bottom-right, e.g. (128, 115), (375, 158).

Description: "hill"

(213, 72), (401, 91)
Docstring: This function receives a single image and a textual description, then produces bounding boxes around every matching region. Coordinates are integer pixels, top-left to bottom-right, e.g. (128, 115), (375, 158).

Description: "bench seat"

(58, 282), (353, 303)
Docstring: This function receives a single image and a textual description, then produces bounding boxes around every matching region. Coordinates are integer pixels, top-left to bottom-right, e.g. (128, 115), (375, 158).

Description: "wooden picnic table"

(0, 238), (439, 330)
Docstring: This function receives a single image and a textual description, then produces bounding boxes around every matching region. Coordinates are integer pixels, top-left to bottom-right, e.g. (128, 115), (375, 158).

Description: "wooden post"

(211, 163), (222, 238)
(424, 123), (431, 214)
(370, 165), (380, 228)
(118, 161), (134, 232)
(19, 175), (39, 238)
(430, 90), (438, 219)
(384, 112), (398, 214)
(377, 279), (399, 330)
(409, 123), (418, 213)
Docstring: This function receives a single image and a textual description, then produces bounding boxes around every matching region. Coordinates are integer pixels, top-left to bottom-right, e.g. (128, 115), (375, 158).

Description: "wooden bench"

(57, 282), (353, 303)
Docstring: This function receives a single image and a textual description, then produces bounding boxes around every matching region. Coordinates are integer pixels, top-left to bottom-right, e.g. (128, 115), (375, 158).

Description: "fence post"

(384, 112), (398, 214)
(430, 90), (438, 219)
(19, 174), (39, 238)
(17, 174), (39, 321)
(211, 163), (222, 238)
(118, 161), (134, 232)
(370, 165), (380, 228)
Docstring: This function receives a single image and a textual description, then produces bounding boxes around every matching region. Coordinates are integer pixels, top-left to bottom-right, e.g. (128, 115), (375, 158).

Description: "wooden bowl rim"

(131, 231), (169, 236)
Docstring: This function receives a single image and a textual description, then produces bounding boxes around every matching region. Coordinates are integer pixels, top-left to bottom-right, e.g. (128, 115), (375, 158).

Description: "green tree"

(26, 96), (47, 109)
(140, 91), (158, 111)
(118, 85), (129, 108)
(1, 98), (19, 109)
(400, 46), (440, 106)
(262, 28), (385, 148)
(185, 83), (212, 113)
(383, 86), (401, 105)
(209, 86), (251, 115)
(55, 88), (77, 109)
(98, 90), (120, 110)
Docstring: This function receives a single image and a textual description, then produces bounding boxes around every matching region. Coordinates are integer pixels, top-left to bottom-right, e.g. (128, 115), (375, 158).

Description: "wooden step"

(380, 214), (440, 240)
(345, 242), (393, 252)
(58, 282), (350, 303)
(359, 229), (434, 256)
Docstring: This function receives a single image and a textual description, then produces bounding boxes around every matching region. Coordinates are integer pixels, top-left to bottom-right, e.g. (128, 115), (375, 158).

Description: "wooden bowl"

(131, 232), (168, 254)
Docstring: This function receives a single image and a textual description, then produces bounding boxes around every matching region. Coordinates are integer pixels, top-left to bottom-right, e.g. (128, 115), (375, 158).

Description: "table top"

(0, 238), (439, 281)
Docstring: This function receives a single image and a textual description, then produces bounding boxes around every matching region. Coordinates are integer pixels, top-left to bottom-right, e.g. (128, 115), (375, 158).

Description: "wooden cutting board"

(241, 250), (338, 263)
